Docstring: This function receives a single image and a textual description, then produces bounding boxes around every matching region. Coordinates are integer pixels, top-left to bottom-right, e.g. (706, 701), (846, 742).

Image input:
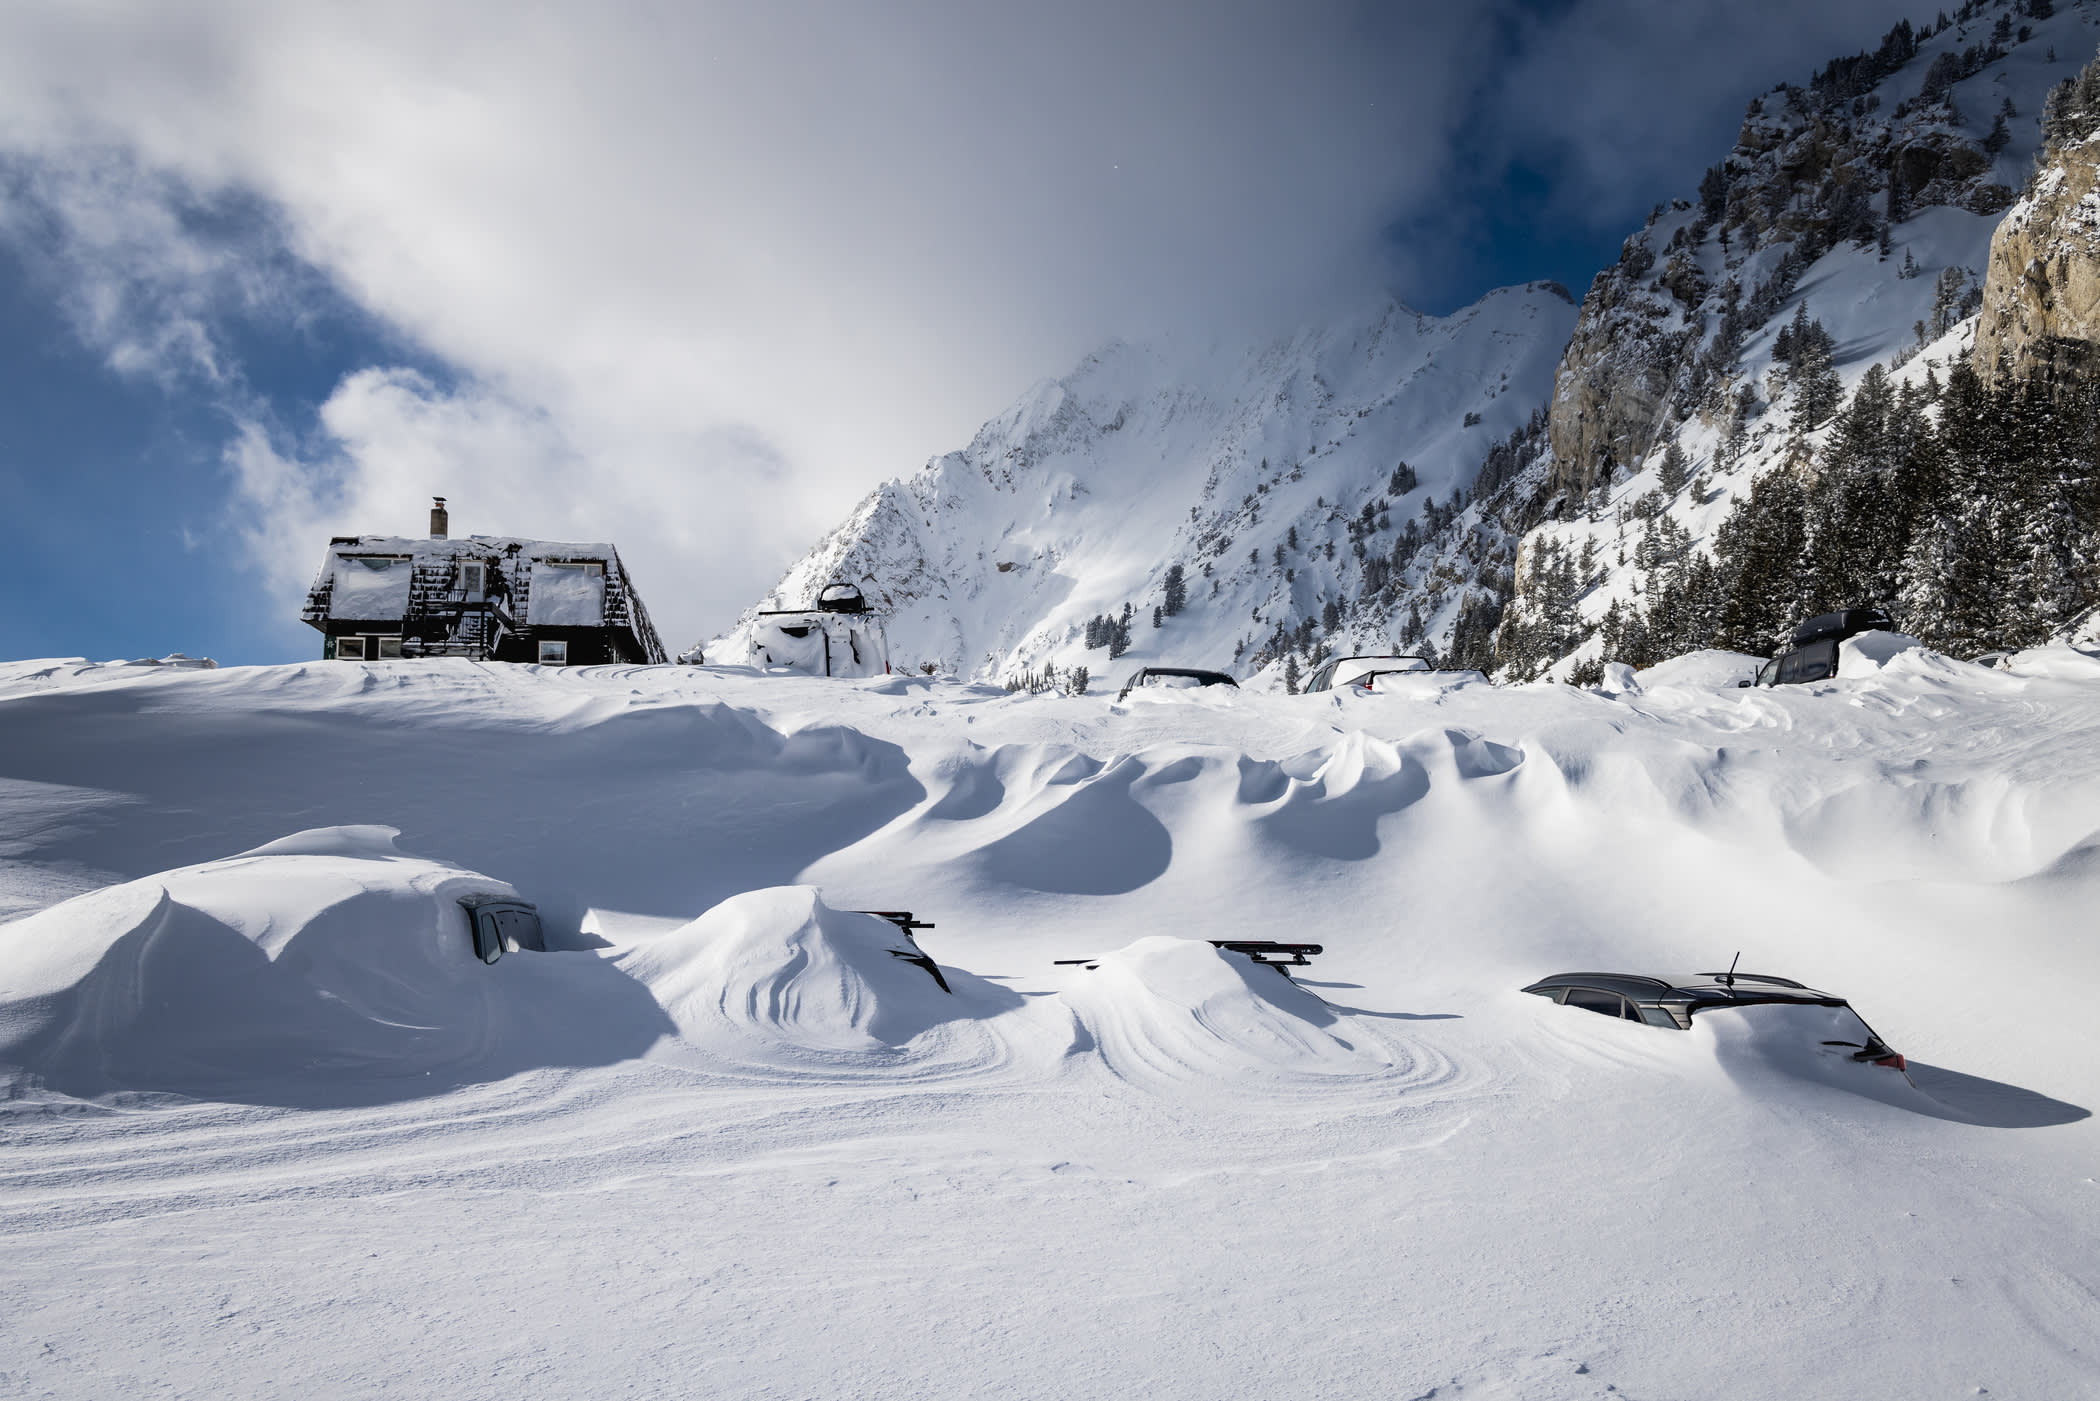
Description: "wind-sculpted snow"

(969, 753), (1175, 895)
(2, 652), (2098, 1398)
(1241, 731), (1433, 860)
(0, 827), (670, 1105)
(1057, 937), (1414, 1089)
(615, 885), (1024, 1076)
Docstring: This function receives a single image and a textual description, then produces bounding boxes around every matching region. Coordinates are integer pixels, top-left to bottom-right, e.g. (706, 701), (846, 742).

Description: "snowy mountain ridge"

(709, 284), (1576, 683)
(723, 0), (2100, 689)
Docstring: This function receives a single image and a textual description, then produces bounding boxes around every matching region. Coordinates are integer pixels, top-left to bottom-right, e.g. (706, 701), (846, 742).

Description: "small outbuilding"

(740, 581), (892, 677)
(300, 497), (668, 665)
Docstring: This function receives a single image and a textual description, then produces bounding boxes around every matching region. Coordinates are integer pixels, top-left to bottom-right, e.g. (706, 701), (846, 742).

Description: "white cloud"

(0, 0), (1936, 650)
(0, 151), (262, 387)
(1480, 0), (1927, 227)
(0, 1), (1510, 648)
(226, 369), (797, 641)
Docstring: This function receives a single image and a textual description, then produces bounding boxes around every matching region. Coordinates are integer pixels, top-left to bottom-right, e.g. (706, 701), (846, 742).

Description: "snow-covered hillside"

(708, 283), (1576, 684)
(726, 4), (2100, 692)
(3, 650), (2097, 1396)
(1503, 1), (2100, 677)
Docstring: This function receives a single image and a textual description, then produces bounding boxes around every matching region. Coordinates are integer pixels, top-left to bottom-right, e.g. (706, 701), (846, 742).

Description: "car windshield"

(1145, 673), (1207, 689)
(1332, 657), (1429, 688)
(1694, 999), (1888, 1057)
(1778, 638), (1838, 684)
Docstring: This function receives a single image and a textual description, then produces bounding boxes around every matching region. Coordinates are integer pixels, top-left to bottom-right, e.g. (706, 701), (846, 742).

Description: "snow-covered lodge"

(300, 498), (668, 665)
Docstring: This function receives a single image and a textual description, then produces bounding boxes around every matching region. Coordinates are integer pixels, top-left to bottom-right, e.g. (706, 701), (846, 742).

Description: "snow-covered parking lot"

(2, 644), (2095, 1398)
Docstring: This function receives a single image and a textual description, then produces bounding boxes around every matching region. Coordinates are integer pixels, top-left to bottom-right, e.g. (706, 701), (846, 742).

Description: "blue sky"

(0, 215), (437, 662)
(0, 0), (1930, 663)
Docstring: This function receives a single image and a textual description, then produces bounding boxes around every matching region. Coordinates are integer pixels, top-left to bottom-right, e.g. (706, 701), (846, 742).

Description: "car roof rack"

(1695, 971), (1807, 989)
(853, 910), (949, 993)
(1527, 971), (1676, 991)
(1055, 939), (1323, 976)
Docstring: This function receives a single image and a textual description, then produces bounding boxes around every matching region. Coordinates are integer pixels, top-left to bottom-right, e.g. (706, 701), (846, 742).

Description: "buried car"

(1303, 654), (1433, 693)
(1521, 970), (1907, 1070)
(459, 893), (546, 964)
(727, 581), (892, 678)
(1115, 667), (1239, 702)
(1741, 607), (1895, 687)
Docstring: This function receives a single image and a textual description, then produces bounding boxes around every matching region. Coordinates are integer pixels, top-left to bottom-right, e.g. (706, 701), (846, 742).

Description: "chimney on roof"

(430, 496), (449, 539)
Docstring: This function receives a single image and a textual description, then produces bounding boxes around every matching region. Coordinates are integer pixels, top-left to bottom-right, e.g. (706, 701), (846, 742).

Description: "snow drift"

(616, 885), (1022, 1069)
(1059, 936), (1400, 1086)
(0, 826), (669, 1103)
(3, 650), (2098, 1398)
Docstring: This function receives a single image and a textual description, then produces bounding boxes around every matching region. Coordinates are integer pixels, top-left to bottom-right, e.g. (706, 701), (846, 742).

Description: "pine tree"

(1108, 603), (1134, 659)
(1897, 363), (2003, 653)
(1775, 300), (1813, 365)
(1162, 563), (1187, 617)
(1998, 377), (2100, 641)
(1659, 441), (1689, 495)
(1789, 317), (1842, 432)
(1715, 469), (1810, 650)
(1931, 267), (1968, 338)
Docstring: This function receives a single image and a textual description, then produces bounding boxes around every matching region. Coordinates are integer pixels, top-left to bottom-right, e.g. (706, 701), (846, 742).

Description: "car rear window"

(1778, 638), (1839, 685)
(1563, 988), (1625, 1018)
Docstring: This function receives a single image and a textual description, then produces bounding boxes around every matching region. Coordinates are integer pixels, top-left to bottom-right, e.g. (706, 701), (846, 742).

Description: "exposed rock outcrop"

(1546, 248), (1696, 497)
(1976, 132), (2100, 387)
(1544, 16), (2020, 499)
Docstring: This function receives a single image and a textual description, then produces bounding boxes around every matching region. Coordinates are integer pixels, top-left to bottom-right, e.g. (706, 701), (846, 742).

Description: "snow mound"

(2002, 643), (2100, 680)
(0, 654), (218, 698)
(1241, 730), (1434, 860)
(1838, 630), (1923, 677)
(0, 827), (667, 1104)
(1597, 662), (1640, 695)
(1058, 936), (1397, 1085)
(1636, 648), (1765, 691)
(616, 886), (1019, 1063)
(1696, 1003), (1942, 1114)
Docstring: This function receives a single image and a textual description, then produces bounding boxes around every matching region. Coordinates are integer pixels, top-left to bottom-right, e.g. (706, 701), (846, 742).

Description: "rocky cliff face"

(1977, 115), (2100, 386)
(1544, 10), (2046, 498)
(1498, 4), (2100, 680)
(1545, 243), (1697, 499)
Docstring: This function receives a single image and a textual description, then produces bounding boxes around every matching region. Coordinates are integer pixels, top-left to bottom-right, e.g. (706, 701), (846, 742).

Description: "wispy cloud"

(0, 0), (1934, 650)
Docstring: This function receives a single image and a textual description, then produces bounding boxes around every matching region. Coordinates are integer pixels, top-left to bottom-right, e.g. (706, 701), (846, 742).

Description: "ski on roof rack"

(853, 910), (949, 993)
(1055, 939), (1324, 976)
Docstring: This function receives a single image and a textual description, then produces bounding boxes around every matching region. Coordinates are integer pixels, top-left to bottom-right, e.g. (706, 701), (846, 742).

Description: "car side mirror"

(460, 894), (542, 964)
(1736, 679), (1751, 688)
(472, 910), (503, 963)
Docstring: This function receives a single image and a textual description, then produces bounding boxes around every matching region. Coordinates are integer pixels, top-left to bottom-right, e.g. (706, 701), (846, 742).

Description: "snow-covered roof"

(325, 534), (619, 561)
(317, 536), (623, 622)
(527, 559), (605, 626)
